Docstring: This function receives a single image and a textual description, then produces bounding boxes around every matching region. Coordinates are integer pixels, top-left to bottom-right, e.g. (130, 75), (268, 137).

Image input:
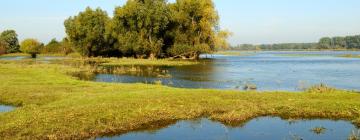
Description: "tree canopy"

(64, 0), (226, 59)
(20, 39), (42, 58)
(64, 7), (111, 57)
(0, 30), (20, 53)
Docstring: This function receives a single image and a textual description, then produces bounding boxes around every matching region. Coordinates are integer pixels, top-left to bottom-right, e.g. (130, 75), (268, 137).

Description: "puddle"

(98, 117), (359, 140)
(0, 105), (14, 112)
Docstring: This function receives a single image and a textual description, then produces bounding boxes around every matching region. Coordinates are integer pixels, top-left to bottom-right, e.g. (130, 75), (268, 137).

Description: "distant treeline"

(0, 29), (73, 57)
(232, 35), (360, 51)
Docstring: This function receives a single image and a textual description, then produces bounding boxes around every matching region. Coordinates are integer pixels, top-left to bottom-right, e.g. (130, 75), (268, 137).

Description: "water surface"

(94, 51), (360, 91)
(0, 105), (14, 112)
(98, 117), (359, 140)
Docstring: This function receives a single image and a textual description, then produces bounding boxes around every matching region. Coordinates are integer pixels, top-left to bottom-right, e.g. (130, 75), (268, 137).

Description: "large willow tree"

(64, 7), (111, 57)
(110, 0), (171, 59)
(168, 0), (219, 59)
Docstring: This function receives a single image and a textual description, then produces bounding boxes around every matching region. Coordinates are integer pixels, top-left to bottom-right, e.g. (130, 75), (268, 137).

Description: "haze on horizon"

(0, 0), (359, 45)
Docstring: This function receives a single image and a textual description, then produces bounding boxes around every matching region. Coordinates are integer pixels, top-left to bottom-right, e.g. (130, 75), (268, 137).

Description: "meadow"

(1, 59), (360, 139)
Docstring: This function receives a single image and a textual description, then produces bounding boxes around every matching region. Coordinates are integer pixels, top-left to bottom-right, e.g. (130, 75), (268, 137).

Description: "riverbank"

(0, 61), (360, 139)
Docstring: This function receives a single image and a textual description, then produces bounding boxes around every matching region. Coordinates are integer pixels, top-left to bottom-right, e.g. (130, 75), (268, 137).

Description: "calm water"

(0, 105), (14, 112)
(98, 117), (359, 140)
(95, 51), (360, 91)
(0, 56), (28, 60)
(0, 56), (66, 61)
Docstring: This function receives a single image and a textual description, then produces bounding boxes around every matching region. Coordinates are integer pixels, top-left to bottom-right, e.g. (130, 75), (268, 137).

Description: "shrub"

(20, 39), (42, 58)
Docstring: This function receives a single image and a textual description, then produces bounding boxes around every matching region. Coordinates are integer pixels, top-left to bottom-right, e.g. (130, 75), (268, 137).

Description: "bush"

(20, 39), (42, 58)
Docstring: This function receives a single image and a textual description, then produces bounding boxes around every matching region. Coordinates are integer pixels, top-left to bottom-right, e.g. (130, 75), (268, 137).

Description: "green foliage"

(0, 30), (20, 53)
(41, 38), (74, 55)
(64, 0), (224, 59)
(112, 0), (171, 59)
(319, 37), (332, 49)
(20, 38), (42, 58)
(167, 0), (219, 58)
(64, 7), (111, 57)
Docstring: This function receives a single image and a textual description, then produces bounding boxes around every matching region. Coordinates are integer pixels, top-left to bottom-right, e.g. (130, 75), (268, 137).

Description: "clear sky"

(1, 0), (360, 45)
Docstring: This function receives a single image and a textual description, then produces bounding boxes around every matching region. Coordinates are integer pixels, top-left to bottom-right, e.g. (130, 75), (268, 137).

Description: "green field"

(1, 59), (360, 139)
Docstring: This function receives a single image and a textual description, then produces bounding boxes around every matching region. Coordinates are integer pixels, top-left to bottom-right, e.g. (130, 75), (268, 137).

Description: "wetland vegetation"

(1, 0), (360, 139)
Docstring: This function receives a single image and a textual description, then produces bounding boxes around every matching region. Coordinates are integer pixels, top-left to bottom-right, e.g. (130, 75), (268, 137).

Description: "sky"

(1, 0), (360, 45)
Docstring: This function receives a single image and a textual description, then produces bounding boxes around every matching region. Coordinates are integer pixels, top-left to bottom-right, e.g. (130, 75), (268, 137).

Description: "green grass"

(95, 58), (199, 66)
(1, 61), (360, 139)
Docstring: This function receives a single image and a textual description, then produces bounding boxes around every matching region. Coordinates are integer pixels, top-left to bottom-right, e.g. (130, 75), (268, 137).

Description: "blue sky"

(1, 0), (359, 45)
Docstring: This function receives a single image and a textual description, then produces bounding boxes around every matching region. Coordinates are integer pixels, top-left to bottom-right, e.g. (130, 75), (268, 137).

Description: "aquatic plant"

(311, 126), (327, 135)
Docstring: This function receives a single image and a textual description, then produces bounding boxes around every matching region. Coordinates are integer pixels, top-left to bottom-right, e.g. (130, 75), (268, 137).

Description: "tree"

(318, 37), (332, 49)
(0, 30), (19, 53)
(332, 37), (346, 49)
(168, 0), (219, 59)
(42, 38), (61, 54)
(64, 7), (110, 57)
(0, 40), (7, 55)
(112, 0), (171, 59)
(60, 38), (74, 55)
(20, 39), (42, 58)
(214, 30), (232, 50)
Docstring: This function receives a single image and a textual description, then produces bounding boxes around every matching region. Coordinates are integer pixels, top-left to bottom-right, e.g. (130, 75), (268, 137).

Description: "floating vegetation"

(311, 126), (327, 135)
(339, 54), (360, 58)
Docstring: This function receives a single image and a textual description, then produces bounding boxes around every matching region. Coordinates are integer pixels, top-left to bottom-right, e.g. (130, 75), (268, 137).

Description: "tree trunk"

(149, 53), (156, 60)
(31, 53), (37, 58)
(189, 52), (200, 60)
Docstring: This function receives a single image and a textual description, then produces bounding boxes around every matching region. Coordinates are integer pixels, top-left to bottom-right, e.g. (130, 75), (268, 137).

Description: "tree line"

(64, 0), (230, 59)
(232, 35), (360, 51)
(1, 0), (230, 59)
(0, 30), (73, 58)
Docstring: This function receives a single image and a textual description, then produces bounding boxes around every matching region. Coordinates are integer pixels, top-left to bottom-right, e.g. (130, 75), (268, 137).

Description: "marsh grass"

(311, 126), (327, 135)
(348, 130), (360, 140)
(340, 54), (360, 58)
(1, 61), (360, 139)
(306, 84), (336, 93)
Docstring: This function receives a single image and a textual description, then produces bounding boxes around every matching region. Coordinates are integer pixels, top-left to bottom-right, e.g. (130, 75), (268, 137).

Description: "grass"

(1, 61), (360, 139)
(102, 58), (199, 66)
(339, 54), (360, 58)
